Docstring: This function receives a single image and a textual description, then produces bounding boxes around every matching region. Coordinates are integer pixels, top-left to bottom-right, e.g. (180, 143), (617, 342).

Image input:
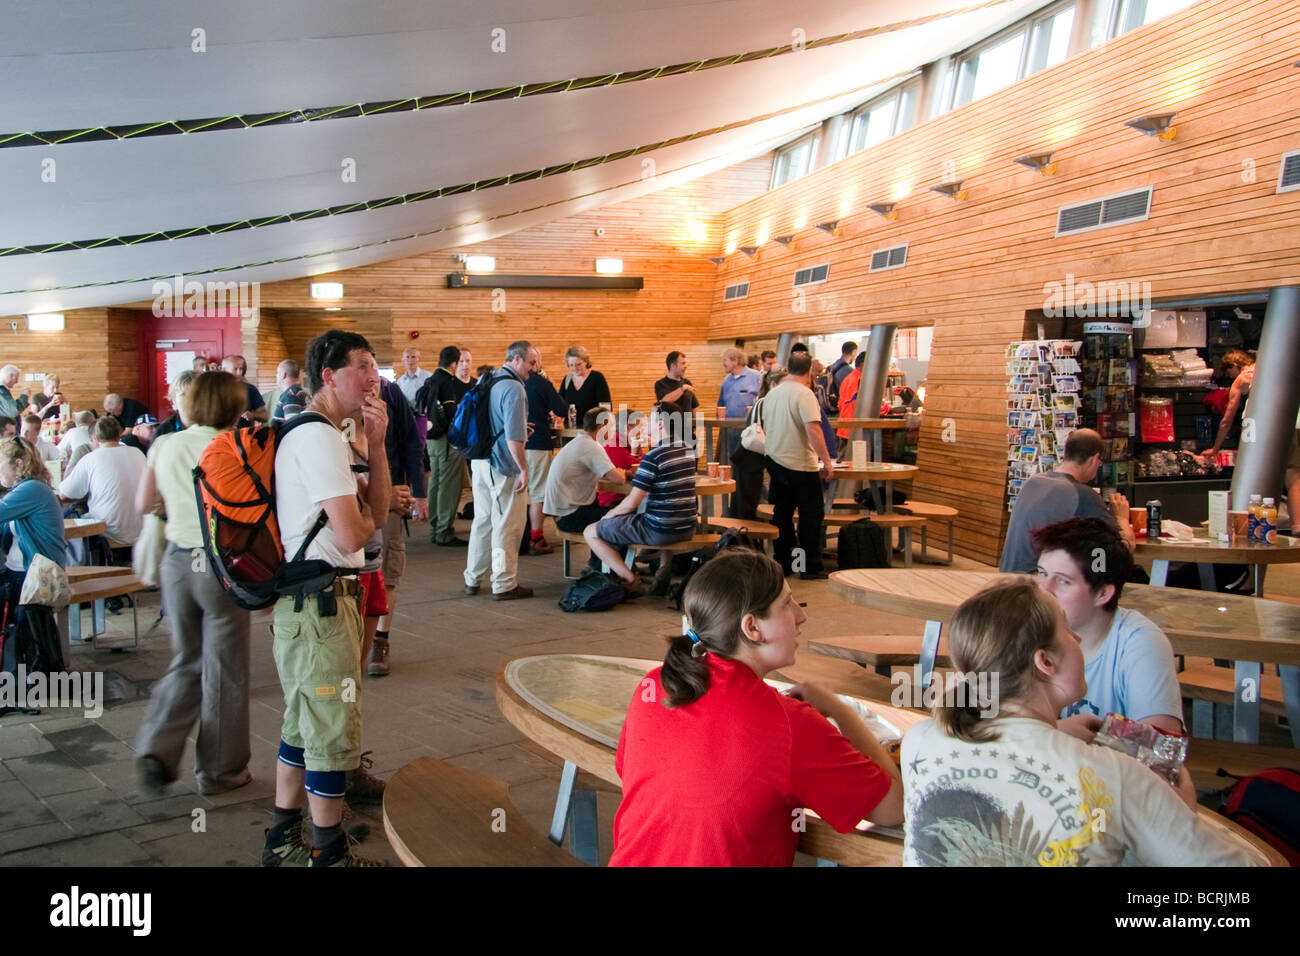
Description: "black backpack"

(413, 374), (451, 439)
(558, 570), (626, 612)
(667, 530), (763, 610)
(837, 518), (891, 570)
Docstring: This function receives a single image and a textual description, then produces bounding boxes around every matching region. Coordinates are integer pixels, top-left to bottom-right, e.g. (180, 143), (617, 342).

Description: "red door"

(137, 312), (242, 418)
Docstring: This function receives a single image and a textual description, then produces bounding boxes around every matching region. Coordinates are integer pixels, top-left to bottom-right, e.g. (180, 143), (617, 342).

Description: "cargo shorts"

(272, 579), (364, 772)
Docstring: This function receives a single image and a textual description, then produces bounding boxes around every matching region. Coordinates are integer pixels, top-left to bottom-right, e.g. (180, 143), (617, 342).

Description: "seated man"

(58, 415), (148, 548)
(1032, 516), (1183, 736)
(583, 400), (696, 595)
(544, 408), (628, 539)
(121, 414), (157, 454)
(19, 414), (59, 462)
(58, 410), (97, 476)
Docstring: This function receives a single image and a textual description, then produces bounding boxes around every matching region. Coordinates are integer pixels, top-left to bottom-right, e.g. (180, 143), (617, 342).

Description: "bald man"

(999, 428), (1135, 573)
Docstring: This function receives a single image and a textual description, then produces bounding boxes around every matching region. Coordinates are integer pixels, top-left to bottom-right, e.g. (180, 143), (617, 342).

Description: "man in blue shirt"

(464, 341), (533, 600)
(395, 346), (432, 406)
(717, 347), (761, 424)
(523, 347), (568, 555)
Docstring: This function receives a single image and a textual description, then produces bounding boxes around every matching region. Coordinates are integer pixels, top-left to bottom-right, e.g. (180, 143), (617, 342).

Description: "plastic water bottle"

(1247, 494), (1262, 540)
(567, 404), (577, 429)
(1261, 498), (1278, 544)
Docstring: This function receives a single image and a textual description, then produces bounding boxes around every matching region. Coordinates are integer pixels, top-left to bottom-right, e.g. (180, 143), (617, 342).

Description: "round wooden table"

(1136, 531), (1300, 595)
(835, 418), (907, 462)
(496, 654), (918, 866)
(829, 568), (1300, 745)
(827, 461), (918, 514)
(698, 417), (747, 468)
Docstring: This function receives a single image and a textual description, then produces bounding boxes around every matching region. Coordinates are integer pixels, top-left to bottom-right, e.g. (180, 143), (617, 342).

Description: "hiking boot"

(437, 537), (469, 547)
(367, 636), (390, 677)
(492, 585), (534, 601)
(345, 753), (386, 806)
(137, 755), (175, 798)
(305, 802), (371, 844)
(528, 538), (554, 555)
(311, 832), (389, 867)
(262, 818), (312, 868)
(619, 576), (647, 600)
(648, 565), (673, 597)
(464, 583), (480, 595)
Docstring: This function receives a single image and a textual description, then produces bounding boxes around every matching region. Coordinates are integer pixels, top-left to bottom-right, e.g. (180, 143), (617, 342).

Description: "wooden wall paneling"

(0, 308), (114, 416)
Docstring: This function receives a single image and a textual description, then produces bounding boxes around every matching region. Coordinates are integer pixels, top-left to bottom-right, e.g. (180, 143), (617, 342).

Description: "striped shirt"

(631, 439), (697, 535)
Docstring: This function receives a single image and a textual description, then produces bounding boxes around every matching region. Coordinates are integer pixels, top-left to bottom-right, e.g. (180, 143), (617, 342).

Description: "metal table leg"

(1280, 664), (1300, 749)
(1196, 563), (1216, 591)
(548, 760), (599, 864)
(1149, 560), (1169, 586)
(1232, 660), (1262, 744)
(919, 619), (943, 694)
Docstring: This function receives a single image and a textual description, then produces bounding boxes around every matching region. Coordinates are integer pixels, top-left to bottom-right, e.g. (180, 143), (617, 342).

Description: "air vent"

(869, 244), (908, 272)
(792, 263), (830, 287)
(723, 281), (750, 300)
(1056, 187), (1152, 236)
(1278, 150), (1300, 194)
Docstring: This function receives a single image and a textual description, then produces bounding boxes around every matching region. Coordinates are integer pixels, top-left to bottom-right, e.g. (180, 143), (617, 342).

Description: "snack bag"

(1091, 713), (1187, 785)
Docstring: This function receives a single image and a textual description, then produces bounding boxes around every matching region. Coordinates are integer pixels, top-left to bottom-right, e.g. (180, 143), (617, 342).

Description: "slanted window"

(1109, 0), (1196, 39)
(770, 133), (820, 188)
(950, 2), (1078, 109)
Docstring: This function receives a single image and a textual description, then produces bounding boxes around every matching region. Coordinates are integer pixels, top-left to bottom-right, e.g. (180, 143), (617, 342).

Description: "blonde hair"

(0, 436), (51, 486)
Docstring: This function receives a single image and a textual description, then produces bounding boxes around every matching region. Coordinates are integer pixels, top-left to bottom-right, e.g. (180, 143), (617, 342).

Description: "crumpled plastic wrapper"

(1090, 712), (1187, 785)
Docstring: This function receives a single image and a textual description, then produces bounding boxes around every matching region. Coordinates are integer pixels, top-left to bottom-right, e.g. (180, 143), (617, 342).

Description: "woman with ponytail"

(610, 549), (902, 866)
(902, 578), (1260, 867)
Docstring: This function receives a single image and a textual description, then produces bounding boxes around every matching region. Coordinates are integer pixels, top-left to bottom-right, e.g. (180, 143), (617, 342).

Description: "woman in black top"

(558, 345), (611, 423)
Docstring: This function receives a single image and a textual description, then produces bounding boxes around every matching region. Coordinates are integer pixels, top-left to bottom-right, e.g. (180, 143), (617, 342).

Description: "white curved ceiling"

(0, 0), (1045, 315)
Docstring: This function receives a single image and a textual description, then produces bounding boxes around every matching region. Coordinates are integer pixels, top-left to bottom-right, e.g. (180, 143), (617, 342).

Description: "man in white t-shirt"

(58, 415), (148, 546)
(20, 414), (59, 463)
(262, 329), (391, 869)
(1032, 516), (1183, 736)
(760, 351), (833, 580)
(544, 408), (627, 535)
(58, 410), (95, 464)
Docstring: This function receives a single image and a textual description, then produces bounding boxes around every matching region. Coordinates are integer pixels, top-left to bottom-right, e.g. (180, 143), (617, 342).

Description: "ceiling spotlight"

(708, 256), (726, 266)
(739, 246), (760, 258)
(930, 181), (967, 200)
(1124, 112), (1177, 141)
(866, 202), (897, 220)
(815, 221), (840, 235)
(772, 235), (796, 247)
(1013, 152), (1057, 175)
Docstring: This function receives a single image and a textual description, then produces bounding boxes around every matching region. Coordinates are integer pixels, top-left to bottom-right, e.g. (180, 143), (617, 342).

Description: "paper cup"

(719, 465), (732, 481)
(707, 461), (720, 478)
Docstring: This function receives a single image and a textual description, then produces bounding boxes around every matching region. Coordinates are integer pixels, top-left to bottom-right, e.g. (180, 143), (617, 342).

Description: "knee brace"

(277, 740), (306, 769)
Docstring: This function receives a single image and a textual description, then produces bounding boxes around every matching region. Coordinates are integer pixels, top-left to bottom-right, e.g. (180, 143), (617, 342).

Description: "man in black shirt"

(654, 351), (699, 448)
(103, 393), (148, 432)
(418, 345), (472, 545)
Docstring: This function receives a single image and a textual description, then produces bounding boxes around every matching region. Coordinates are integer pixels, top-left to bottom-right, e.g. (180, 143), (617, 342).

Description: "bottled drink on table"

(1261, 497), (1278, 544)
(567, 404), (577, 429)
(1146, 500), (1162, 539)
(1248, 494), (1262, 540)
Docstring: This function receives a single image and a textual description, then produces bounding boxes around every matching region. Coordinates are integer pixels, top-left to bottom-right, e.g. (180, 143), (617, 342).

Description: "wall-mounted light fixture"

(310, 282), (343, 299)
(1124, 112), (1177, 141)
(26, 313), (65, 331)
(739, 246), (760, 258)
(772, 235), (796, 248)
(1013, 152), (1057, 175)
(324, 307), (342, 312)
(866, 202), (897, 220)
(708, 256), (727, 266)
(456, 254), (496, 272)
(815, 221), (840, 235)
(594, 257), (623, 274)
(929, 181), (967, 200)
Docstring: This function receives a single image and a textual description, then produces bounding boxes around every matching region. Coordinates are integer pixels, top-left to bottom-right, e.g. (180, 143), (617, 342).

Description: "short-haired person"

(902, 579), (1260, 867)
(835, 351), (868, 440)
(0, 417), (14, 439)
(271, 360), (306, 421)
(20, 414), (59, 462)
(58, 415), (148, 547)
(31, 374), (66, 421)
(761, 351), (832, 580)
(610, 549), (903, 865)
(455, 349), (474, 384)
(559, 345), (611, 424)
(720, 347), (764, 521)
(544, 408), (628, 542)
(999, 428), (1134, 573)
(583, 400), (696, 595)
(655, 350), (698, 413)
(717, 347), (761, 421)
(746, 353), (761, 370)
(263, 329), (391, 867)
(58, 410), (96, 472)
(523, 346), (569, 555)
(221, 355), (269, 423)
(121, 414), (158, 454)
(463, 341), (533, 600)
(1033, 518), (1182, 736)
(394, 345), (431, 407)
(1201, 349), (1254, 463)
(421, 345), (472, 546)
(157, 371), (195, 437)
(761, 350), (778, 373)
(827, 340), (858, 400)
(102, 392), (148, 431)
(135, 371), (254, 797)
(599, 411), (646, 508)
(0, 365), (26, 418)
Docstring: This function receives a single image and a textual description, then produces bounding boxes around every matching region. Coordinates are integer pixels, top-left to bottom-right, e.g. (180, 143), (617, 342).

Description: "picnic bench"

(64, 571), (146, 653)
(555, 529), (719, 578)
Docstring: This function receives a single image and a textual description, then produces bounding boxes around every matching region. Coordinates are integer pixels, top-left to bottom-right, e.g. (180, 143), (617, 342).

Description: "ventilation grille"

(792, 263), (830, 286)
(1056, 187), (1152, 236)
(869, 244), (908, 272)
(1279, 150), (1300, 194)
(723, 281), (749, 300)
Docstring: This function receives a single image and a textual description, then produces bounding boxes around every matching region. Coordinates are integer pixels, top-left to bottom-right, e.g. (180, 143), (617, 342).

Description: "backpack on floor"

(667, 529), (762, 610)
(193, 412), (341, 611)
(837, 518), (891, 570)
(558, 570), (626, 613)
(1215, 767), (1300, 865)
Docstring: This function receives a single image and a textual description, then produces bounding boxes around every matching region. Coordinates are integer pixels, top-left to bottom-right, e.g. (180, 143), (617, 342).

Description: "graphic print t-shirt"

(901, 717), (1261, 867)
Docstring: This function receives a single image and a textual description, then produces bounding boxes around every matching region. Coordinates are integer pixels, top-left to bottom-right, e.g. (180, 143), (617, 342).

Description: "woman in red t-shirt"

(610, 550), (903, 866)
(598, 411), (645, 508)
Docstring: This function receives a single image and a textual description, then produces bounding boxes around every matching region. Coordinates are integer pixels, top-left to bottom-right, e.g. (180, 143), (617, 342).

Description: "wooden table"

(829, 568), (1300, 745)
(597, 475), (736, 527)
(835, 418), (907, 462)
(1137, 531), (1300, 596)
(698, 417), (747, 468)
(827, 461), (918, 515)
(496, 654), (920, 866)
(63, 517), (106, 540)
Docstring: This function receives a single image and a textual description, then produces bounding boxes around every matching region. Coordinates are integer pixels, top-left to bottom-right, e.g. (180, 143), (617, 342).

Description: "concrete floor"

(0, 513), (1294, 867)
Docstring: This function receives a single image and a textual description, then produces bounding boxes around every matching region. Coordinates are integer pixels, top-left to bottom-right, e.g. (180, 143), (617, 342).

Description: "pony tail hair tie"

(686, 628), (707, 659)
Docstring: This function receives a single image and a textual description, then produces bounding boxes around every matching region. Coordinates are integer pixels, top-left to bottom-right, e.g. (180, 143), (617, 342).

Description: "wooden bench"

(555, 530), (720, 578)
(703, 516), (779, 552)
(66, 565), (134, 584)
(770, 655), (901, 705)
(810, 634), (953, 676)
(383, 756), (583, 866)
(823, 514), (926, 568)
(1183, 738), (1300, 791)
(895, 501), (959, 564)
(65, 573), (146, 653)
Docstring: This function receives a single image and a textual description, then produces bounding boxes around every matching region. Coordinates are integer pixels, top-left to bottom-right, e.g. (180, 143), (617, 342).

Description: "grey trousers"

(427, 435), (466, 542)
(135, 544), (252, 791)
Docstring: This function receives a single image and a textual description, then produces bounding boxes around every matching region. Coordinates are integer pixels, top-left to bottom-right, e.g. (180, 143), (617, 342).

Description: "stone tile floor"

(1, 515), (1294, 867)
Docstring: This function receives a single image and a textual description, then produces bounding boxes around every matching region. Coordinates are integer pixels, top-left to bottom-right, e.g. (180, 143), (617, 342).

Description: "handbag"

(133, 513), (166, 588)
(740, 398), (766, 454)
(19, 553), (72, 609)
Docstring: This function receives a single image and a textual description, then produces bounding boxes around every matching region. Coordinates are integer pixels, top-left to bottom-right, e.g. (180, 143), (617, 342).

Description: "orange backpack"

(192, 412), (339, 610)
